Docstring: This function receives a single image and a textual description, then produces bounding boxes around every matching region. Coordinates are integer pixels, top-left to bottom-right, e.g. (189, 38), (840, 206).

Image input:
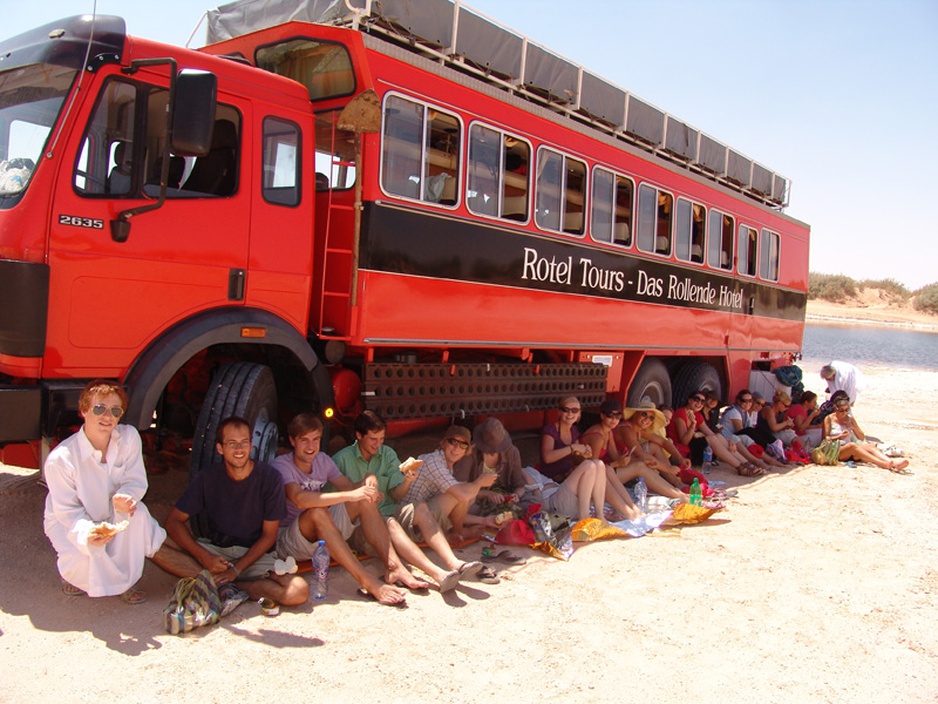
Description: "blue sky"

(7, 0), (937, 289)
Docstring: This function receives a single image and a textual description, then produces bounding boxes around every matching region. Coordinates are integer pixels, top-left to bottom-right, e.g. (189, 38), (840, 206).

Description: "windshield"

(0, 63), (77, 196)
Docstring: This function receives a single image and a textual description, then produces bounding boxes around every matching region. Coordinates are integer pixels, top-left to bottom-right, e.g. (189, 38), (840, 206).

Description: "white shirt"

(43, 424), (165, 597)
(826, 360), (866, 404)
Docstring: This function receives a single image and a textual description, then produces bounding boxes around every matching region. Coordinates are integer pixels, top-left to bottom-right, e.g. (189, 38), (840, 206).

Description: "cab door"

(46, 71), (251, 377)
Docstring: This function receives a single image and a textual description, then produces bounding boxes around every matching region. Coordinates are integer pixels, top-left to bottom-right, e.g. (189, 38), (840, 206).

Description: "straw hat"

(622, 401), (667, 433)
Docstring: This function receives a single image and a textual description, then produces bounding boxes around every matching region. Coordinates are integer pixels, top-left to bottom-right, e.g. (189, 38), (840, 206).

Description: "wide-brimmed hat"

(472, 416), (512, 454)
(622, 401), (667, 433)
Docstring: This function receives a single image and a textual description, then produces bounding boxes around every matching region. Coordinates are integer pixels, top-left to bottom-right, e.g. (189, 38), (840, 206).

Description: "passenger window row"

(379, 92), (781, 282)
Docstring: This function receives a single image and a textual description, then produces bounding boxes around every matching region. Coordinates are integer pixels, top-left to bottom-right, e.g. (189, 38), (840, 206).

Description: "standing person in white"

(43, 380), (166, 604)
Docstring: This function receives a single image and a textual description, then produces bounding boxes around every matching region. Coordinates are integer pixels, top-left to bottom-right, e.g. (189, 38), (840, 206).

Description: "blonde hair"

(772, 389), (792, 405)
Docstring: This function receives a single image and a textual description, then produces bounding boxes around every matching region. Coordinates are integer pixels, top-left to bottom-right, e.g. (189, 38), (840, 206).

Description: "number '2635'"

(59, 214), (104, 229)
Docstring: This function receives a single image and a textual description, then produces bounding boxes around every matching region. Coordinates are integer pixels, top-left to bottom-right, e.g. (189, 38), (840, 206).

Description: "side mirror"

(171, 70), (217, 157)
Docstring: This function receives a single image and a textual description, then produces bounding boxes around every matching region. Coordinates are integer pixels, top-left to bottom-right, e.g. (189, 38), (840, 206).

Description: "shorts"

(196, 539), (277, 581)
(544, 483), (579, 520)
(395, 494), (452, 543)
(276, 503), (361, 561)
(725, 432), (756, 448)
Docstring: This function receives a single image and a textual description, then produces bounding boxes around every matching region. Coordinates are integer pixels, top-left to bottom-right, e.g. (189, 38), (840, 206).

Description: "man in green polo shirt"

(333, 411), (481, 592)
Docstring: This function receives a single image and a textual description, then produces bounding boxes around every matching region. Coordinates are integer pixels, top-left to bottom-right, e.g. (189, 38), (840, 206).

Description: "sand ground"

(2, 359), (937, 703)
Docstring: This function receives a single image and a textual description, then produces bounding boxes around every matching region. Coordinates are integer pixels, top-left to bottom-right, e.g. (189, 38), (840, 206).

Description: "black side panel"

(0, 260), (49, 357)
(0, 387), (41, 442)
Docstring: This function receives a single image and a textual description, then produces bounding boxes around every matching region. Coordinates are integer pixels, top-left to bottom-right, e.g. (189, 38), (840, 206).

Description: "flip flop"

(476, 566), (500, 585)
(437, 569), (460, 593)
(457, 561), (483, 579)
(120, 587), (147, 605)
(62, 582), (86, 597)
(493, 550), (524, 564)
(890, 460), (912, 475)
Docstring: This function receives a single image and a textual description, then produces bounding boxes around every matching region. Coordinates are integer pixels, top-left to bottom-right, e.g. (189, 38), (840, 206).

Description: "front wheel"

(190, 361), (279, 479)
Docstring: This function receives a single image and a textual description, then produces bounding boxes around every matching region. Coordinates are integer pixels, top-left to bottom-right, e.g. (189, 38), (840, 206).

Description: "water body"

(801, 323), (938, 371)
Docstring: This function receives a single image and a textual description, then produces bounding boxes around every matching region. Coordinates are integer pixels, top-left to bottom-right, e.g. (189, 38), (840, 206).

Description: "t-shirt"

(539, 423), (579, 480)
(176, 461), (286, 548)
(332, 441), (404, 517)
(720, 405), (747, 440)
(402, 448), (459, 504)
(785, 403), (807, 434)
(270, 452), (343, 527)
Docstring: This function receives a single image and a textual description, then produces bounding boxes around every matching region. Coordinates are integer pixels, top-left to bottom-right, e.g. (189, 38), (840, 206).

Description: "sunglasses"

(447, 437), (470, 449)
(835, 404), (850, 411)
(91, 404), (124, 419)
(638, 411), (654, 420)
(559, 406), (581, 414)
(740, 397), (753, 402)
(605, 411), (622, 419)
(690, 396), (705, 403)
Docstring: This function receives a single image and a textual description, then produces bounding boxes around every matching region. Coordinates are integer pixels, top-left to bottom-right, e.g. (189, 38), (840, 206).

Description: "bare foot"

(361, 576), (407, 606)
(386, 567), (429, 591)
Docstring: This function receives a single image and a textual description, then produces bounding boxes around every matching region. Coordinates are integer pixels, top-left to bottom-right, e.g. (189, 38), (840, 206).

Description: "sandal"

(120, 587), (147, 605)
(62, 582), (86, 597)
(476, 566), (500, 585)
(889, 459), (912, 475)
(737, 462), (765, 477)
(493, 549), (524, 564)
(457, 561), (483, 579)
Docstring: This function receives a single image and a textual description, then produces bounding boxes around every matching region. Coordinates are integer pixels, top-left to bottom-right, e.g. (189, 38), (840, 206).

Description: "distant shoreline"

(805, 300), (938, 334)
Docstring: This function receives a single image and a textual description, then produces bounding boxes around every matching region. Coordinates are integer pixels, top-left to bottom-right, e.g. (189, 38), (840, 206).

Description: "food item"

(494, 511), (514, 526)
(399, 457), (423, 476)
(89, 520), (129, 538)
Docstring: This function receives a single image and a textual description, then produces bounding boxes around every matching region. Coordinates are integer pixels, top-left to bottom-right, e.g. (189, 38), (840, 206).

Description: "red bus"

(0, 1), (808, 473)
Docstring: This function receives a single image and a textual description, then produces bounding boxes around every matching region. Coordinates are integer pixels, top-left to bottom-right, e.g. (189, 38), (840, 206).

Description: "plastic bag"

(163, 569), (222, 634)
(810, 438), (841, 466)
(571, 517), (628, 542)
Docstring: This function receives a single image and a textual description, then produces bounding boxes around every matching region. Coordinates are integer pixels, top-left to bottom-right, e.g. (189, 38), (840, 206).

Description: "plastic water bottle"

(312, 539), (329, 600)
(703, 445), (713, 465)
(689, 478), (702, 506)
(634, 477), (648, 513)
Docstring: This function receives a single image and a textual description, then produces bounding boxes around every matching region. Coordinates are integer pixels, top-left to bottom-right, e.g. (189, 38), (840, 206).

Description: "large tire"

(671, 361), (722, 408)
(188, 362), (279, 536)
(190, 361), (279, 479)
(626, 358), (672, 408)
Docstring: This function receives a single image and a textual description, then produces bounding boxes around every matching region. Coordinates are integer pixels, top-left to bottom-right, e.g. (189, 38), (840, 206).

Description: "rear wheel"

(671, 360), (722, 407)
(627, 358), (672, 408)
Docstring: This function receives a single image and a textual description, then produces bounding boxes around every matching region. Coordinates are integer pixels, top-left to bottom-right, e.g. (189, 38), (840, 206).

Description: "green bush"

(808, 272), (857, 301)
(858, 278), (909, 299)
(913, 284), (938, 314)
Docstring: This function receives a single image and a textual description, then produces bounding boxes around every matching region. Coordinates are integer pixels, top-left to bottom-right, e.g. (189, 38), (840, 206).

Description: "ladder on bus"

(315, 162), (356, 341)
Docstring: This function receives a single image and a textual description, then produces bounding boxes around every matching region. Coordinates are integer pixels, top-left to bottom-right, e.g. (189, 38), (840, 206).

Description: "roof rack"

(206, 0), (790, 209)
